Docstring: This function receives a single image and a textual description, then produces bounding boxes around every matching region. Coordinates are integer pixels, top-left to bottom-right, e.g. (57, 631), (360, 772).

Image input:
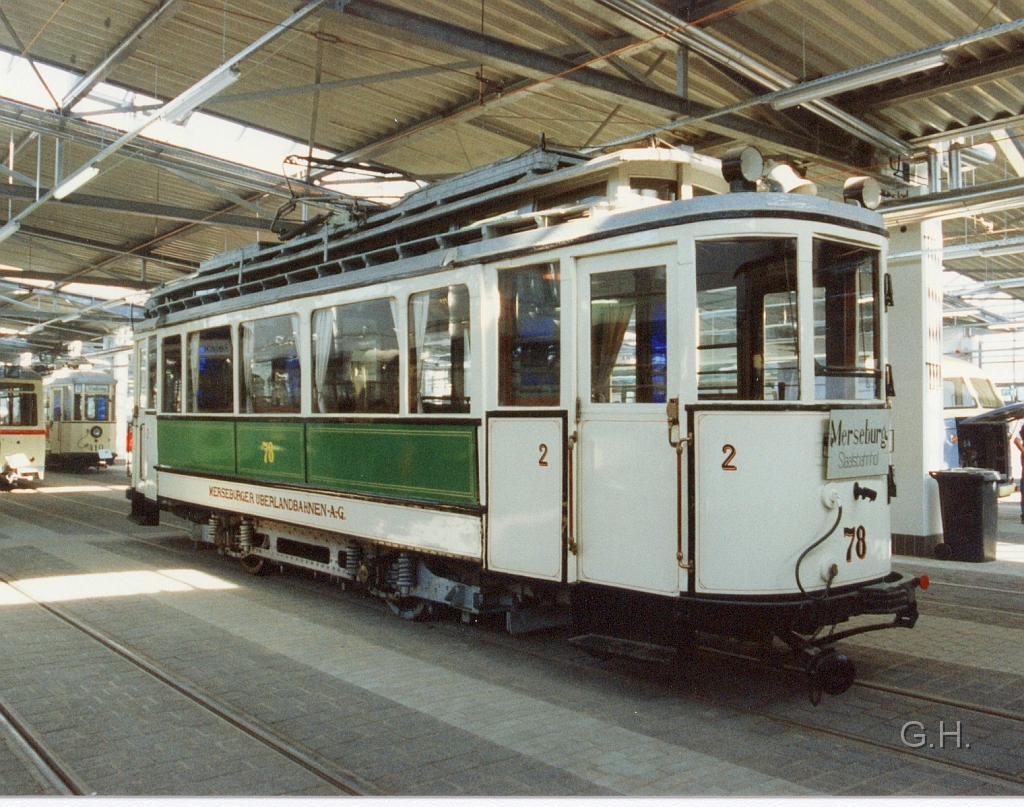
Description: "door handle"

(666, 398), (691, 452)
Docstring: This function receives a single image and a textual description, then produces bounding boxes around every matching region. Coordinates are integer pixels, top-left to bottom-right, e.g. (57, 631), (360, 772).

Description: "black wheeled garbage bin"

(929, 467), (998, 562)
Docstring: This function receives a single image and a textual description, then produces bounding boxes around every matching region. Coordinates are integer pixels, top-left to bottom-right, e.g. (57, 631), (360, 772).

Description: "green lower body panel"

(307, 422), (478, 505)
(236, 421), (306, 482)
(158, 419), (236, 474)
(157, 418), (478, 506)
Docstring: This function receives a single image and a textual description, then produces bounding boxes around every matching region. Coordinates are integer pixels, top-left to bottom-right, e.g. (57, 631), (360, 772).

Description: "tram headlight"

(90, 426), (103, 438)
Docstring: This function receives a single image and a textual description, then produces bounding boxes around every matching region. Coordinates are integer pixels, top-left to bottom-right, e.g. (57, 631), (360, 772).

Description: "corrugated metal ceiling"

(1, 0), (1024, 357)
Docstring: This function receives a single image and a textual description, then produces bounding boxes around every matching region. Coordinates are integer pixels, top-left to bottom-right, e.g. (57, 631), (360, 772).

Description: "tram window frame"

(186, 326), (234, 414)
(312, 298), (400, 415)
(590, 265), (667, 405)
(146, 335), (158, 410)
(0, 383), (37, 426)
(84, 385), (111, 421)
(812, 239), (881, 401)
(696, 238), (799, 402)
(408, 285), (472, 415)
(161, 335), (183, 413)
(240, 314), (301, 414)
(498, 264), (561, 407)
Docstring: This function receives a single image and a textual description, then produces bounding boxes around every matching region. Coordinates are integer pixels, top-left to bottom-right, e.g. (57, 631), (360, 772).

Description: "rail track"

(2, 477), (1023, 794)
(0, 486), (369, 796)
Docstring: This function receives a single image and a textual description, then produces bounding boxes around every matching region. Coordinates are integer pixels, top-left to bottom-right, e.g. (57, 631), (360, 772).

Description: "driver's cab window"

(697, 238), (798, 401)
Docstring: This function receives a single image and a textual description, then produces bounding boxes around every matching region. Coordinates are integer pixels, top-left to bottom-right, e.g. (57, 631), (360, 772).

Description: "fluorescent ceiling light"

(52, 166), (100, 200)
(771, 50), (947, 110)
(0, 220), (21, 244)
(161, 67), (241, 125)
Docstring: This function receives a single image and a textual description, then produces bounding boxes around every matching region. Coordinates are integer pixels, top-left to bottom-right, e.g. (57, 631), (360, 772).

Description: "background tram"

(44, 368), (117, 471)
(128, 145), (923, 696)
(0, 366), (45, 487)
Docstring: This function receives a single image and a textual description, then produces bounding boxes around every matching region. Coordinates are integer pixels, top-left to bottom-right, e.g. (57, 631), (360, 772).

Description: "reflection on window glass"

(147, 335), (157, 410)
(971, 377), (1002, 408)
(162, 335), (182, 413)
(499, 264), (560, 406)
(409, 285), (471, 414)
(241, 315), (300, 413)
(84, 385), (110, 421)
(313, 299), (399, 414)
(0, 384), (37, 426)
(187, 326), (233, 413)
(697, 239), (798, 401)
(590, 266), (666, 404)
(813, 240), (879, 400)
(943, 377), (975, 408)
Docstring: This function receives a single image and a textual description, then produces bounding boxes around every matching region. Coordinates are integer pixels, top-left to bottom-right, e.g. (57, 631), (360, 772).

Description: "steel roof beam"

(60, 0), (183, 112)
(0, 97), (300, 199)
(0, 184), (267, 229)
(329, 0), (860, 165)
(841, 47), (1024, 114)
(12, 223), (198, 275)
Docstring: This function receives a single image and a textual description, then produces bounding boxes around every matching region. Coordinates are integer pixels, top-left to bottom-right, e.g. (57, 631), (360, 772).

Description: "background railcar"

(0, 366), (45, 487)
(44, 368), (117, 471)
(128, 145), (923, 697)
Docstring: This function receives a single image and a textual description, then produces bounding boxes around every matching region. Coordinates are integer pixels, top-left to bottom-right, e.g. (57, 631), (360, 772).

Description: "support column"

(887, 218), (945, 556)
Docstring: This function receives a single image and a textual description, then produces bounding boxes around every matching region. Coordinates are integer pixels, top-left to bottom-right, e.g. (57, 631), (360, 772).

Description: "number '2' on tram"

(127, 145), (925, 696)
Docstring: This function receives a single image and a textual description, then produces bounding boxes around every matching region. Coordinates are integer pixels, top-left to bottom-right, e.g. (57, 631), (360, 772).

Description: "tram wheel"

(807, 650), (856, 703)
(387, 597), (428, 620)
(240, 553), (269, 576)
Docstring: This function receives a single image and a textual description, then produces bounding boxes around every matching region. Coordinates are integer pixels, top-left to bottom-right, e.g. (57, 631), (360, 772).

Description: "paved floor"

(0, 470), (1022, 797)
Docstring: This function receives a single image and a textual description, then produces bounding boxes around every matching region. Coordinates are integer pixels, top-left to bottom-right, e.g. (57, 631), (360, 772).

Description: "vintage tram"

(43, 368), (117, 470)
(128, 145), (924, 696)
(0, 366), (45, 487)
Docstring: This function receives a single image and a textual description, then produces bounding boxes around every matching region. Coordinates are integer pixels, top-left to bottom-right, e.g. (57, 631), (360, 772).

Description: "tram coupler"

(804, 647), (857, 705)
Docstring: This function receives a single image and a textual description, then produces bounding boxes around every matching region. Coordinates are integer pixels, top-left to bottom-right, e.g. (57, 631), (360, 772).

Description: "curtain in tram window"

(410, 293), (430, 411)
(590, 300), (634, 403)
(188, 334), (200, 412)
(313, 308), (335, 413)
(241, 322), (255, 413)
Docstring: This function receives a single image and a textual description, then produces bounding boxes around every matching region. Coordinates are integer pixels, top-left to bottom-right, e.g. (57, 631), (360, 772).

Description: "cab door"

(575, 247), (681, 595)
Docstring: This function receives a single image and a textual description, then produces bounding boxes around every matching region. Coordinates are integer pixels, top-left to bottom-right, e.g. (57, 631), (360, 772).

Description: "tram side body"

(43, 369), (117, 471)
(0, 368), (45, 486)
(128, 156), (920, 673)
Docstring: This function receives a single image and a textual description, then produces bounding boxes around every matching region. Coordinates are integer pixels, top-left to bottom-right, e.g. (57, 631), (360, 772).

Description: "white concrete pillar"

(887, 218), (945, 555)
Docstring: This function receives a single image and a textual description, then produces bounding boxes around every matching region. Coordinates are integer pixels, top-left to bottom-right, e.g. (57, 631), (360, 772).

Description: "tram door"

(576, 249), (680, 595)
(486, 264), (565, 581)
(133, 336), (160, 503)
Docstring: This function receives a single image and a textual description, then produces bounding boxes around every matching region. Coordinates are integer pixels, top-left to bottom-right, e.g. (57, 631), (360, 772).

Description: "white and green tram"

(128, 145), (924, 697)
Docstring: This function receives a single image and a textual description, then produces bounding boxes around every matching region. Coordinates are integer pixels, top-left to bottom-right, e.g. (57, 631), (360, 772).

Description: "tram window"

(241, 315), (301, 414)
(147, 335), (158, 410)
(186, 326), (233, 413)
(84, 385), (110, 421)
(409, 285), (471, 414)
(696, 239), (798, 401)
(161, 335), (182, 413)
(0, 384), (37, 426)
(498, 264), (560, 406)
(813, 240), (880, 400)
(52, 389), (62, 420)
(590, 266), (667, 404)
(313, 298), (399, 414)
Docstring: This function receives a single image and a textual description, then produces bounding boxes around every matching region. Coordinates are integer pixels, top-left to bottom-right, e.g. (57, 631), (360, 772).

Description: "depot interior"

(2, 0), (1024, 553)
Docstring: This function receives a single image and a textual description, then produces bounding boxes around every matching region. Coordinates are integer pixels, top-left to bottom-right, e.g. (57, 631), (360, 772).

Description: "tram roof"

(140, 178), (886, 328)
(43, 368), (116, 386)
